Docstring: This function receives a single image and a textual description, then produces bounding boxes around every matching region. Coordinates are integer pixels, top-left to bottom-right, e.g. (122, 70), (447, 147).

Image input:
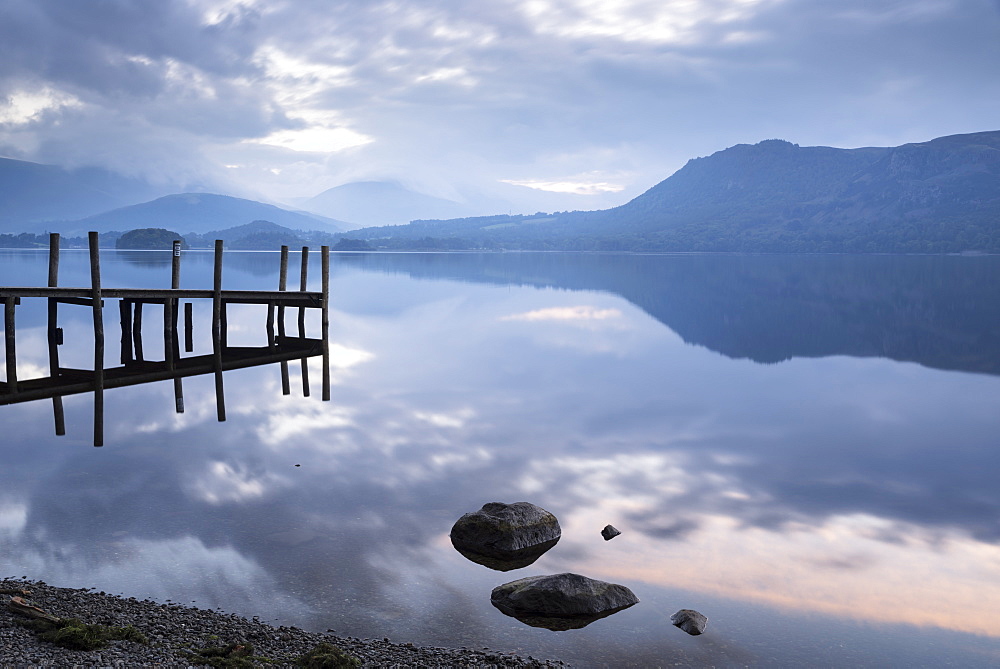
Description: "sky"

(1, 0), (999, 213)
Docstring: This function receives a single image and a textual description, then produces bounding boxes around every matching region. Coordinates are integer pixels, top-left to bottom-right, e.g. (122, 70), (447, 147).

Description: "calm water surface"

(2, 250), (1000, 667)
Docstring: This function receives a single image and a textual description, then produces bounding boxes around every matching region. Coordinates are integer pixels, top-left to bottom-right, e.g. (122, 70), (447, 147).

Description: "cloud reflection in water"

(3, 252), (1000, 665)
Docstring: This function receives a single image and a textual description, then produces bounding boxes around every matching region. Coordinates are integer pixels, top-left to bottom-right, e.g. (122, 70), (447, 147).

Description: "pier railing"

(0, 233), (331, 446)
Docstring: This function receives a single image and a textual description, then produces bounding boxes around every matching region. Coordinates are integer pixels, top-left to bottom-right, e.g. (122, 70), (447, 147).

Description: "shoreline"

(0, 579), (565, 667)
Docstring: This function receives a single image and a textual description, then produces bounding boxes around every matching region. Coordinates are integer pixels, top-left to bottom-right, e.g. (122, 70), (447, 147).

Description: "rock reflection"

(492, 608), (622, 632)
(452, 538), (560, 572)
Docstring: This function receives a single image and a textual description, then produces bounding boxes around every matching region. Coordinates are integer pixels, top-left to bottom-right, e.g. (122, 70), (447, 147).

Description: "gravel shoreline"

(0, 579), (565, 668)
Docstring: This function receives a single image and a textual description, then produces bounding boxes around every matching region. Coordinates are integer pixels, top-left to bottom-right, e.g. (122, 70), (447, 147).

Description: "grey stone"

(671, 609), (708, 635)
(601, 525), (621, 541)
(491, 573), (639, 630)
(451, 502), (561, 570)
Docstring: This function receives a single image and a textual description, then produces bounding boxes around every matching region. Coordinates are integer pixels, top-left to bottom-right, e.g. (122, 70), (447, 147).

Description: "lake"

(2, 249), (1000, 667)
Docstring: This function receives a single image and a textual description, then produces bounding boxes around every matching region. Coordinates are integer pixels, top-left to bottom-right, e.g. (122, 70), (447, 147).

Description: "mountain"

(345, 131), (1000, 253)
(597, 130), (1000, 248)
(301, 181), (474, 228)
(0, 157), (170, 227)
(59, 193), (347, 237)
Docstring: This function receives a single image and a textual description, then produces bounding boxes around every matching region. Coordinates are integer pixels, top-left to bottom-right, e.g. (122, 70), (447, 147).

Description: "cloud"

(520, 0), (776, 44)
(251, 126), (373, 153)
(0, 87), (83, 125)
(500, 178), (626, 194)
(186, 460), (289, 504)
(1, 0), (998, 207)
(0, 501), (27, 534)
(500, 305), (623, 321)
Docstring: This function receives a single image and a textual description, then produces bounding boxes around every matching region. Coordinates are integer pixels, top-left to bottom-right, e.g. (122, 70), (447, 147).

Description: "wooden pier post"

(89, 231), (104, 447)
(321, 245), (330, 401)
(169, 240), (184, 413)
(212, 239), (226, 421)
(4, 297), (16, 396)
(277, 245), (290, 395)
(298, 246), (310, 397)
(119, 300), (133, 364)
(47, 233), (65, 435)
(220, 300), (228, 349)
(171, 240), (181, 288)
(164, 296), (175, 370)
(266, 294), (276, 348)
(184, 302), (193, 353)
(132, 302), (144, 361)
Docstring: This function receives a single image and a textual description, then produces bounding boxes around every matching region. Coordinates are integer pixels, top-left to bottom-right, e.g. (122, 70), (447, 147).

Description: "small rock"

(601, 525), (621, 541)
(671, 609), (708, 635)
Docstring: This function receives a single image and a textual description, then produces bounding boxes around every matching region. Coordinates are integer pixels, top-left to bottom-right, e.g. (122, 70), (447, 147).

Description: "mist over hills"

(0, 158), (348, 240)
(0, 157), (472, 242)
(55, 193), (347, 237)
(347, 130), (1000, 253)
(0, 157), (171, 225)
(301, 181), (475, 228)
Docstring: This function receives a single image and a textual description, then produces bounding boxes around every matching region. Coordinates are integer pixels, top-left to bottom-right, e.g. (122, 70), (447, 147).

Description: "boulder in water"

(491, 572), (638, 630)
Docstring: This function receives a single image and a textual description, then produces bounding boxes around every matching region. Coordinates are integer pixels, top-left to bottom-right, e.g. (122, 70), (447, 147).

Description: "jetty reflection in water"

(1, 235), (330, 446)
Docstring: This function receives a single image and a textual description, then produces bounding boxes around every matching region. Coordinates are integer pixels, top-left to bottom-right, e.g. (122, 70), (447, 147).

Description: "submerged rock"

(450, 502), (561, 571)
(491, 573), (639, 631)
(670, 609), (708, 635)
(600, 525), (621, 541)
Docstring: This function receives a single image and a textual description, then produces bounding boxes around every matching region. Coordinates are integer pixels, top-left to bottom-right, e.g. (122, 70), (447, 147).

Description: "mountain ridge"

(56, 192), (348, 237)
(344, 130), (1000, 253)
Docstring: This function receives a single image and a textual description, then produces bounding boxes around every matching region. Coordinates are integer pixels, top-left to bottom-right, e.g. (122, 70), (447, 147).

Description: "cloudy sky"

(1, 0), (999, 212)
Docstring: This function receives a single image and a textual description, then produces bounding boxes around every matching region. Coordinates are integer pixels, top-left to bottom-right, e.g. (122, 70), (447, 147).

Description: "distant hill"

(301, 181), (474, 228)
(2, 219), (342, 250)
(59, 193), (347, 237)
(116, 228), (187, 250)
(184, 220), (318, 249)
(346, 131), (1000, 253)
(0, 157), (170, 228)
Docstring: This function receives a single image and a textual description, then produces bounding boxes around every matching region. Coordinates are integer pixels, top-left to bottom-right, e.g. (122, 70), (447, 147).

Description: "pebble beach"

(0, 579), (564, 668)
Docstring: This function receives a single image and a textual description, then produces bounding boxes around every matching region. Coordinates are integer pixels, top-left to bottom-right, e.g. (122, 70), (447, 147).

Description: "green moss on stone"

(19, 617), (147, 651)
(295, 642), (362, 668)
(183, 641), (274, 667)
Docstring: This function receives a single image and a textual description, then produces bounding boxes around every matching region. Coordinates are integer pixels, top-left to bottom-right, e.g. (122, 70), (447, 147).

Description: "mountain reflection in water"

(2, 250), (1000, 667)
(332, 252), (1000, 375)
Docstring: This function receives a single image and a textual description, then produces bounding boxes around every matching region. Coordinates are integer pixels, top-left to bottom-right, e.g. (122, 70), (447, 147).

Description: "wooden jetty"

(0, 233), (331, 446)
